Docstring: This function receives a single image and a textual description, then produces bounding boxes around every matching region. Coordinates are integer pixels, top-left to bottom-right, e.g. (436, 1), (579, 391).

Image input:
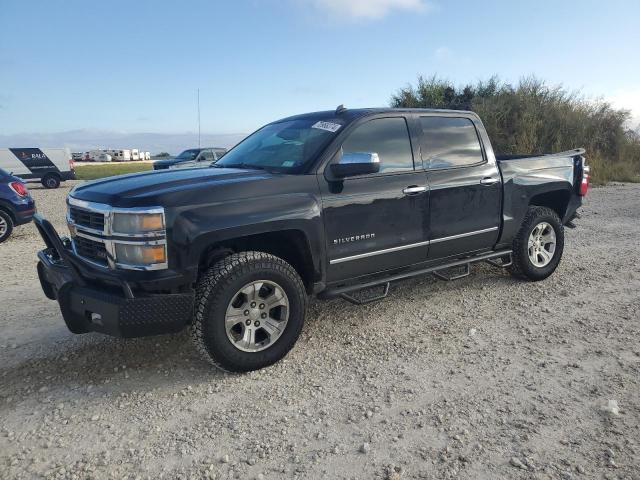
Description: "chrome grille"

(73, 235), (108, 266)
(69, 206), (105, 232)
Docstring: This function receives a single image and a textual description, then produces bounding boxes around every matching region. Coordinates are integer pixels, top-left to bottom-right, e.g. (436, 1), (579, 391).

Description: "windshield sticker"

(281, 160), (295, 167)
(311, 121), (342, 133)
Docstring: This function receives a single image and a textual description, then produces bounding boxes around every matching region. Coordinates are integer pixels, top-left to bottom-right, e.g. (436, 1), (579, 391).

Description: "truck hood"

(69, 167), (278, 207)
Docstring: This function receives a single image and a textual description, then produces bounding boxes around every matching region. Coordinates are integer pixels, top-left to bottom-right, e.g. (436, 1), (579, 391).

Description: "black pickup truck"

(35, 107), (589, 372)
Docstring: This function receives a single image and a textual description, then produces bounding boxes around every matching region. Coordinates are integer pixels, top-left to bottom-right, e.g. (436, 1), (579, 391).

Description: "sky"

(1, 0), (639, 153)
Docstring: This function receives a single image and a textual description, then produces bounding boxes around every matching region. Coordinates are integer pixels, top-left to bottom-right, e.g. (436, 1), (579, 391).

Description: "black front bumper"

(34, 214), (194, 338)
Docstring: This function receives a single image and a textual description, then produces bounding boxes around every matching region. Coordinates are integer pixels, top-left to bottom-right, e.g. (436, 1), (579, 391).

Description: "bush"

(391, 75), (640, 183)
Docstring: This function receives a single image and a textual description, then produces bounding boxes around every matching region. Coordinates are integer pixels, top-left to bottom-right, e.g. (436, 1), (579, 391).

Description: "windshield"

(176, 149), (200, 160)
(216, 119), (343, 173)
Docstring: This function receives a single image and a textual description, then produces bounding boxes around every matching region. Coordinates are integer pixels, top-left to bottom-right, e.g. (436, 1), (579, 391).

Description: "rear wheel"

(42, 174), (61, 189)
(191, 251), (307, 372)
(509, 206), (564, 281)
(0, 210), (14, 243)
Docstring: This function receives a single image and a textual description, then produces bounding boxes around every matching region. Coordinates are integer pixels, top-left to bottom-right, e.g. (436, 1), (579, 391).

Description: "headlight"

(111, 208), (167, 269)
(112, 212), (164, 235)
(115, 243), (167, 267)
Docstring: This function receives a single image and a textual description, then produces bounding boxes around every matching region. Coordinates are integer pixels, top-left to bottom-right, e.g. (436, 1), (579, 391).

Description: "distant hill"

(0, 130), (247, 155)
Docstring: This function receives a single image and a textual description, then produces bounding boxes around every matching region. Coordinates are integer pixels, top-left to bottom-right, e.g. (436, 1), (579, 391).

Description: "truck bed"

(495, 148), (587, 249)
(497, 148), (585, 185)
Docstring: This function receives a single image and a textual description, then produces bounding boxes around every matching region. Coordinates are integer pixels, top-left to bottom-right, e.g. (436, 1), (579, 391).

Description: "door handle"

(402, 185), (427, 195)
(480, 177), (500, 185)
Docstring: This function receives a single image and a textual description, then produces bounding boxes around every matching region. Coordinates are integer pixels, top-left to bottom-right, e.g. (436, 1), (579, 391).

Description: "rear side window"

(420, 117), (484, 168)
(342, 117), (414, 174)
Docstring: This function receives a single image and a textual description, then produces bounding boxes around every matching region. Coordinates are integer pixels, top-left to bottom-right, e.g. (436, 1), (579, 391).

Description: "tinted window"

(420, 117), (483, 168)
(342, 117), (414, 173)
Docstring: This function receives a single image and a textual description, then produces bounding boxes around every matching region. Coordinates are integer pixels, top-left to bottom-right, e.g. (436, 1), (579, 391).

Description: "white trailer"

(86, 150), (106, 162)
(131, 149), (140, 161)
(0, 147), (75, 188)
(107, 149), (132, 162)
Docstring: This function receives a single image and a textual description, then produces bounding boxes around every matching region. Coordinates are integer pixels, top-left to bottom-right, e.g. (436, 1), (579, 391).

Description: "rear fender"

(498, 162), (575, 246)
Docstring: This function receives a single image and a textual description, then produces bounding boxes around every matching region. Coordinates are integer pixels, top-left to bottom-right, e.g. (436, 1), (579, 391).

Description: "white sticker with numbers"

(311, 121), (342, 133)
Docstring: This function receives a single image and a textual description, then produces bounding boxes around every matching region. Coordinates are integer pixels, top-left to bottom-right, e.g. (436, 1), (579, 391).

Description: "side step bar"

(320, 250), (512, 305)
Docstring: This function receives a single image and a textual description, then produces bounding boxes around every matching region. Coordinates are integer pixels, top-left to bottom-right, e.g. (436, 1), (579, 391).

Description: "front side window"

(342, 117), (414, 174)
(176, 149), (200, 160)
(420, 117), (484, 169)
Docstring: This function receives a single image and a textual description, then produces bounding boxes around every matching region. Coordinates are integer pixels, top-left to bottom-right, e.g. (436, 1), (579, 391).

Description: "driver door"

(319, 116), (429, 283)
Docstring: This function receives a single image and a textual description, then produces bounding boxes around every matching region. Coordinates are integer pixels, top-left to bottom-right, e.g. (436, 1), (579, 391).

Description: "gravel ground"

(1, 181), (639, 480)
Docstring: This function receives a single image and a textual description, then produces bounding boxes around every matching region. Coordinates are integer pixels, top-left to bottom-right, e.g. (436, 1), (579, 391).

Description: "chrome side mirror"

(330, 151), (380, 178)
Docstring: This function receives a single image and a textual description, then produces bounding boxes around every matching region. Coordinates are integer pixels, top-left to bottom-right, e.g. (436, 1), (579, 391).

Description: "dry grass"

(75, 162), (153, 180)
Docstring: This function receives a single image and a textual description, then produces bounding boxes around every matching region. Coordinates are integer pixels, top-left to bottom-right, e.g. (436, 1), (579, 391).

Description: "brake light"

(579, 164), (590, 196)
(69, 159), (75, 170)
(579, 174), (589, 196)
(9, 181), (29, 197)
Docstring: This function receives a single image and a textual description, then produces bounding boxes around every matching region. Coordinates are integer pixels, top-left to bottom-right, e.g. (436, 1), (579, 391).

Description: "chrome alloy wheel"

(0, 215), (7, 238)
(225, 280), (290, 352)
(528, 222), (556, 267)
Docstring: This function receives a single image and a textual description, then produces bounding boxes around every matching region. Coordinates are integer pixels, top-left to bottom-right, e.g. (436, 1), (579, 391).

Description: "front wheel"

(191, 251), (307, 372)
(509, 206), (564, 281)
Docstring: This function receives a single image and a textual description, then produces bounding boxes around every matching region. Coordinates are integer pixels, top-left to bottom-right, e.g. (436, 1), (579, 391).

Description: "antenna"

(335, 104), (347, 115)
(197, 88), (201, 148)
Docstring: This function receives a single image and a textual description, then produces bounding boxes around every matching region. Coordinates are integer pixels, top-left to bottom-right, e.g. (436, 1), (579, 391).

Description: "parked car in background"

(0, 148), (75, 189)
(153, 147), (227, 170)
(34, 107), (588, 372)
(0, 168), (35, 243)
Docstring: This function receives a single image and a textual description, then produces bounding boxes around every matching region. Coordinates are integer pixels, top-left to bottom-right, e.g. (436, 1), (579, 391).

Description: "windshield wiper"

(220, 163), (269, 171)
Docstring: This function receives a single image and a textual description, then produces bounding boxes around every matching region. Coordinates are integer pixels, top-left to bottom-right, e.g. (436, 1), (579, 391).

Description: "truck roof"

(277, 107), (476, 124)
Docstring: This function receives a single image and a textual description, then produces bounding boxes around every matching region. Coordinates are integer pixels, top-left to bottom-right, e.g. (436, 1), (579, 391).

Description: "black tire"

(0, 210), (14, 243)
(509, 206), (564, 281)
(42, 174), (61, 189)
(191, 251), (307, 372)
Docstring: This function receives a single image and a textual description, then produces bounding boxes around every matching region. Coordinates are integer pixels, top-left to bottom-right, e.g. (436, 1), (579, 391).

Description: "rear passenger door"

(320, 116), (429, 283)
(419, 115), (501, 260)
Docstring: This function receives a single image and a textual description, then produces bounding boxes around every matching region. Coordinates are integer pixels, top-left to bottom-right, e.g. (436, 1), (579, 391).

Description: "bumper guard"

(34, 214), (194, 338)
